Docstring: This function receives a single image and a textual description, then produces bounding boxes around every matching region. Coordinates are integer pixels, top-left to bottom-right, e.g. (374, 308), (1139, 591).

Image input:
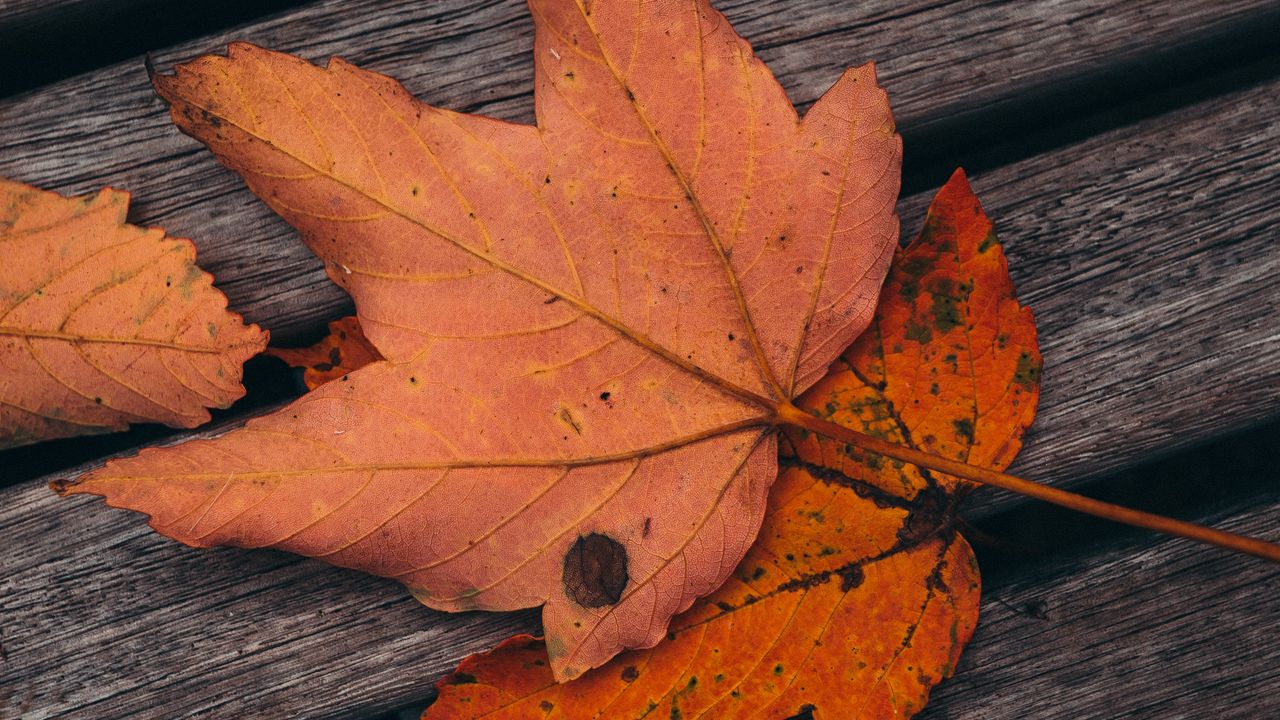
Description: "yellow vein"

(166, 87), (773, 408)
(572, 0), (785, 401)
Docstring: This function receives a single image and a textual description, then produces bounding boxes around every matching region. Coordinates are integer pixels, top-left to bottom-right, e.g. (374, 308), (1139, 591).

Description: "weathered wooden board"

(919, 501), (1280, 720)
(0, 0), (305, 98)
(3, 68), (1278, 717)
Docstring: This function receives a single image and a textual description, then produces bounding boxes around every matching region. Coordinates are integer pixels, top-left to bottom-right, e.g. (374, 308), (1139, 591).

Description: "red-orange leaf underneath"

(423, 170), (1040, 718)
(1, 178), (265, 449)
(265, 316), (381, 391)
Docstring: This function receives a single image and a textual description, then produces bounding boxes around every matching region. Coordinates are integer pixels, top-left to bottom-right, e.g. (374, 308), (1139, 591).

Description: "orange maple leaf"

(420, 170), (1034, 719)
(0, 179), (266, 449)
(58, 0), (900, 679)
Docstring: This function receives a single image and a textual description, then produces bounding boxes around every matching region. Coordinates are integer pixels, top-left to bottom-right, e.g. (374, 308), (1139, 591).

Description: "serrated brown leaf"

(58, 0), (901, 678)
(0, 179), (265, 449)
(422, 169), (1038, 719)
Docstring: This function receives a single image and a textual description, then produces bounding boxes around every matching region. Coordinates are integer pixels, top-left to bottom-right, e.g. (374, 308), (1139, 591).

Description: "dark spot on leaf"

(563, 533), (628, 607)
(839, 565), (864, 591)
(545, 175), (552, 184)
(540, 700), (555, 712)
(897, 486), (949, 547)
(932, 292), (963, 333)
(978, 230), (999, 254)
(642, 516), (651, 536)
(899, 277), (919, 302)
(600, 391), (611, 401)
(750, 566), (766, 580)
(93, 397), (102, 405)
(445, 672), (477, 685)
(544, 295), (559, 304)
(558, 407), (582, 435)
(953, 418), (974, 442)
(905, 320), (932, 344)
(789, 704), (817, 720)
(621, 665), (639, 682)
(727, 332), (735, 341)
(328, 347), (342, 365)
(1014, 351), (1042, 389)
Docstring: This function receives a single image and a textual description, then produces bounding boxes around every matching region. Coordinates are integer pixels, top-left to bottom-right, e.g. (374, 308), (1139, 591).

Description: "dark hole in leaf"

(563, 532), (628, 608)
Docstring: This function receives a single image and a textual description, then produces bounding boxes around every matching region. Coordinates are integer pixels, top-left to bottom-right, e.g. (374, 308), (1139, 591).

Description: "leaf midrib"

(164, 64), (778, 409)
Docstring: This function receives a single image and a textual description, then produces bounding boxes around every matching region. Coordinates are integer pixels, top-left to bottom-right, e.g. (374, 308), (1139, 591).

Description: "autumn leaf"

(56, 0), (901, 679)
(420, 169), (1034, 720)
(0, 178), (266, 449)
(266, 316), (381, 391)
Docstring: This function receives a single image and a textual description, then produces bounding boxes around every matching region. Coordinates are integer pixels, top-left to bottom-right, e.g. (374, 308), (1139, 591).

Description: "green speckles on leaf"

(1014, 351), (1042, 389)
(899, 277), (920, 303)
(178, 263), (203, 300)
(977, 229), (999, 254)
(932, 290), (963, 333)
(905, 320), (932, 344)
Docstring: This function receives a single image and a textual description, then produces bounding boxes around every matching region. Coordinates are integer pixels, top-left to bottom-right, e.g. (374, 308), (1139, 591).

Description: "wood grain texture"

(3, 66), (1278, 718)
(0, 0), (305, 98)
(919, 502), (1280, 720)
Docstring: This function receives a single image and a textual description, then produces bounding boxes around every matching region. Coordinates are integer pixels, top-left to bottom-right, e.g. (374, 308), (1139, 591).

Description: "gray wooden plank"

(3, 69), (1277, 720)
(918, 500), (1280, 720)
(0, 0), (305, 98)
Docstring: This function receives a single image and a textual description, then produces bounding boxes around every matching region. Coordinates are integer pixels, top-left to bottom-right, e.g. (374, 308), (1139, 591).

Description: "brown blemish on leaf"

(557, 406), (583, 435)
(563, 533), (628, 608)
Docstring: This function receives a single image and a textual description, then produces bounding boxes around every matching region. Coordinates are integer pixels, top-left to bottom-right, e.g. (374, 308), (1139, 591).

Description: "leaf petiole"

(775, 402), (1280, 563)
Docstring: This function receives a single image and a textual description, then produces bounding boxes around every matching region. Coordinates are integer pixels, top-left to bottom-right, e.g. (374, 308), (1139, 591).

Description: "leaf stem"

(776, 402), (1280, 563)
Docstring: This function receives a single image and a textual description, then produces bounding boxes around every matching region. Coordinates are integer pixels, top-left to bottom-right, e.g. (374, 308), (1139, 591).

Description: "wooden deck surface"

(1, 1), (1278, 718)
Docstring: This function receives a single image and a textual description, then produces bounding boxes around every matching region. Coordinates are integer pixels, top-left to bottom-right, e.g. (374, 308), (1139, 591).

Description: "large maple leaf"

(420, 170), (1034, 719)
(1, 179), (265, 449)
(58, 0), (899, 678)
